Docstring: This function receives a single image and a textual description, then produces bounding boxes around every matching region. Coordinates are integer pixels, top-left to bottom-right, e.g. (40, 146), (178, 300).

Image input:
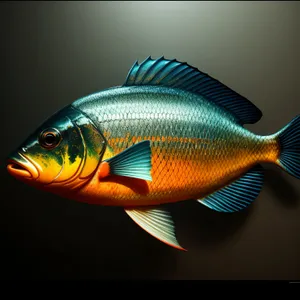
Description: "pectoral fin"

(99, 141), (152, 181)
(125, 206), (186, 251)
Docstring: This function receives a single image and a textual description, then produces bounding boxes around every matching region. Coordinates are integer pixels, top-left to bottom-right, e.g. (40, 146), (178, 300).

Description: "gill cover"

(21, 105), (106, 185)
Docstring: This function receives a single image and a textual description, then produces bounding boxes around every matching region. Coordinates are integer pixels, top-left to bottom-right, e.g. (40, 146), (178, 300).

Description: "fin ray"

(123, 56), (262, 124)
(198, 165), (264, 213)
(125, 206), (186, 251)
(105, 140), (152, 181)
(276, 115), (300, 179)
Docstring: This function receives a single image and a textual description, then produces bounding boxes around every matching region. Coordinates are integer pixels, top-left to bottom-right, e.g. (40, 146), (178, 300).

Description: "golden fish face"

(7, 105), (106, 191)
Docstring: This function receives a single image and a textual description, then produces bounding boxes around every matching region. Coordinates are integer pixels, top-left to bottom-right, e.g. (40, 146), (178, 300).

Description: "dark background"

(1, 1), (300, 280)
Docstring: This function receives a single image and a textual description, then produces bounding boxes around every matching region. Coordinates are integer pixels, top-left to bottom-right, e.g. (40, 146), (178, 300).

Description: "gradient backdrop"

(1, 1), (300, 280)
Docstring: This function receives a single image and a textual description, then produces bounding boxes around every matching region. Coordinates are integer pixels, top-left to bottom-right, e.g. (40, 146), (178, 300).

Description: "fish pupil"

(45, 133), (56, 145)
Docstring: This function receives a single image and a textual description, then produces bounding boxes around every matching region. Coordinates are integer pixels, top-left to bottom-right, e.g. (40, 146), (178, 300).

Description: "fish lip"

(7, 152), (39, 180)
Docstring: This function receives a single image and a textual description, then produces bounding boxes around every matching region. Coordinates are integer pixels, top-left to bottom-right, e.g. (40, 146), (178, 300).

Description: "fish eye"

(39, 128), (62, 149)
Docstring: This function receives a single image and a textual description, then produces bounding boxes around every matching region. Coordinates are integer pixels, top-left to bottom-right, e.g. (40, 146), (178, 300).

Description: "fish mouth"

(7, 152), (39, 180)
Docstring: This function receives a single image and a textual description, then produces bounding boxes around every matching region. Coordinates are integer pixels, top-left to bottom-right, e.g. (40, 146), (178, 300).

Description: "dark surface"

(1, 1), (300, 280)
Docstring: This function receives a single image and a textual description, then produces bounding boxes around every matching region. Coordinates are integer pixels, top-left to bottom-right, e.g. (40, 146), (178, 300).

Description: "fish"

(7, 56), (300, 251)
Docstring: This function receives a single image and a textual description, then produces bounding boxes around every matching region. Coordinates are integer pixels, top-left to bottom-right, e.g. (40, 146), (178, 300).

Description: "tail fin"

(276, 115), (300, 179)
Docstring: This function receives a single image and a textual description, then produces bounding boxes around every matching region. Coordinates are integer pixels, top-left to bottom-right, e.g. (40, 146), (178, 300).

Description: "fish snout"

(7, 152), (39, 180)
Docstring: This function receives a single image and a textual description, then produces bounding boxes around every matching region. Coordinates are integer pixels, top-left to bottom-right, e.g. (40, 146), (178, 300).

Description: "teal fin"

(198, 165), (264, 213)
(105, 140), (152, 181)
(124, 206), (186, 251)
(124, 56), (262, 125)
(276, 115), (300, 179)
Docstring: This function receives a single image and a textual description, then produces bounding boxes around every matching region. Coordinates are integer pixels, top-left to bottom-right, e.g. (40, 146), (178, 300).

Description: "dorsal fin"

(123, 56), (262, 125)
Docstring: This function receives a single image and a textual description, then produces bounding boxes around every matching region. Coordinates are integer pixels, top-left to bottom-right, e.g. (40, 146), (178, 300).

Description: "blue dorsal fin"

(197, 165), (264, 213)
(123, 56), (262, 125)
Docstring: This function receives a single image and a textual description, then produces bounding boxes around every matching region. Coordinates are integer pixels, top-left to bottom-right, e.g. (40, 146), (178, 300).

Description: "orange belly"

(74, 135), (278, 207)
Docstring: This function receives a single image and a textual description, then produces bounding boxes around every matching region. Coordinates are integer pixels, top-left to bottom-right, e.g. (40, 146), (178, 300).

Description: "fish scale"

(73, 85), (268, 205)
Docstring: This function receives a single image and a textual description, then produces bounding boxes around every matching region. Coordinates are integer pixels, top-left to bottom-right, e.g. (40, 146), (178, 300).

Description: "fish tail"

(274, 115), (300, 179)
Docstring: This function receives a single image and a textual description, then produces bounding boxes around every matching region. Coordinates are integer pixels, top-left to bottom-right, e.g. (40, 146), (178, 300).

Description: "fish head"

(7, 105), (106, 192)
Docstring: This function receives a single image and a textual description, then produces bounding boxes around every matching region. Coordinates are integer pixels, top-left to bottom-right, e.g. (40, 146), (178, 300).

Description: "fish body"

(7, 57), (300, 251)
(72, 85), (278, 207)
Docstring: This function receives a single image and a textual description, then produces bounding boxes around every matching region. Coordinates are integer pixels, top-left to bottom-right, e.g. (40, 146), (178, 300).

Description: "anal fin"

(125, 206), (186, 251)
(198, 165), (264, 213)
